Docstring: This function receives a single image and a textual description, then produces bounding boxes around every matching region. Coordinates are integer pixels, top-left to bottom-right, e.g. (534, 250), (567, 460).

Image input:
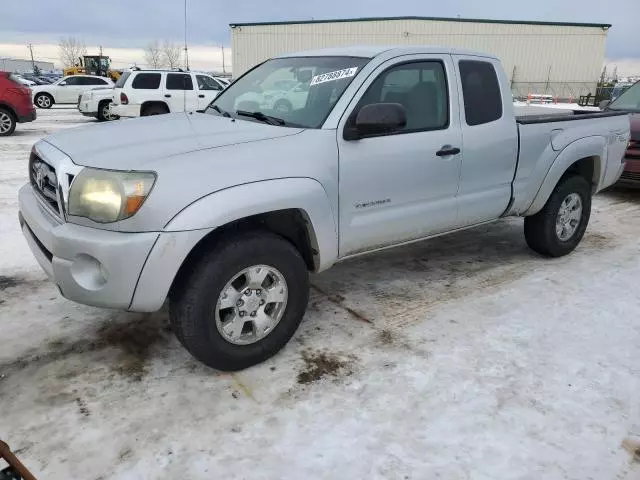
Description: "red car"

(605, 80), (640, 185)
(0, 71), (36, 136)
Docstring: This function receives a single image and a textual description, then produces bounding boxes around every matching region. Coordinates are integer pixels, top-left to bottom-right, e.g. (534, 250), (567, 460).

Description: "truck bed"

(515, 108), (628, 124)
(508, 109), (630, 216)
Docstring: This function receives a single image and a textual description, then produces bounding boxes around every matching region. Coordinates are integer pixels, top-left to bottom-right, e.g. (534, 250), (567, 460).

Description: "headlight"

(68, 168), (156, 223)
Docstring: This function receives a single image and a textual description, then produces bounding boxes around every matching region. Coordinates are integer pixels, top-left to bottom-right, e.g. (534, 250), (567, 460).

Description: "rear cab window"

(115, 72), (131, 88)
(166, 73), (193, 90)
(458, 60), (503, 126)
(132, 73), (162, 90)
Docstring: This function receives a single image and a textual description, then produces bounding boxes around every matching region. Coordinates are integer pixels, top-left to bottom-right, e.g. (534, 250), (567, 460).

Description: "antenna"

(183, 0), (189, 113)
(184, 0), (189, 70)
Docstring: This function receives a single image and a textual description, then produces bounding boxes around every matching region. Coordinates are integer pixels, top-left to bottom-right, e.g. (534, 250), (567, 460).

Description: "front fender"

(164, 178), (338, 271)
(523, 136), (605, 216)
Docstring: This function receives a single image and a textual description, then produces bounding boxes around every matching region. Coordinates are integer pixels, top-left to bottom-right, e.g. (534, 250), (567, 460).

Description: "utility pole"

(27, 43), (36, 71)
(99, 45), (103, 57)
(220, 45), (226, 74)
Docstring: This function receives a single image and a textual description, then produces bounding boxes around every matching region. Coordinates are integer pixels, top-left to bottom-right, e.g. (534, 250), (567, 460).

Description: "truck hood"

(43, 113), (304, 170)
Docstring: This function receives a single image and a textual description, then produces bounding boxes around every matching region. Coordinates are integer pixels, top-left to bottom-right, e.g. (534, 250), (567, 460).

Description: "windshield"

(609, 80), (640, 112)
(207, 56), (369, 128)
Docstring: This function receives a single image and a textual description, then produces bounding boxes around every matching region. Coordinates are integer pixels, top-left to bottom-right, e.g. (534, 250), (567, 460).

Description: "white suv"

(110, 69), (226, 117)
(31, 75), (114, 109)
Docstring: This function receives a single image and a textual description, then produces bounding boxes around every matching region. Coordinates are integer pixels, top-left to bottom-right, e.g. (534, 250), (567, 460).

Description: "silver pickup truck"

(18, 46), (630, 370)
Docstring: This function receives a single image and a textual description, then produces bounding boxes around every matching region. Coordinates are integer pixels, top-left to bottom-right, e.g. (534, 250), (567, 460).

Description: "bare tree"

(59, 37), (87, 68)
(162, 41), (182, 69)
(144, 40), (164, 69)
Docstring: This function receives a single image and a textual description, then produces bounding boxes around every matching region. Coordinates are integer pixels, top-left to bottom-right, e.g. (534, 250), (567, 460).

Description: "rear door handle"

(198, 94), (205, 98)
(436, 146), (461, 157)
(164, 94), (172, 98)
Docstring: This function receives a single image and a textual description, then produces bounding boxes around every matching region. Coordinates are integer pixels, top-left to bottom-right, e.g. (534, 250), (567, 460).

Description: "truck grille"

(625, 140), (640, 160)
(620, 171), (640, 182)
(29, 151), (60, 216)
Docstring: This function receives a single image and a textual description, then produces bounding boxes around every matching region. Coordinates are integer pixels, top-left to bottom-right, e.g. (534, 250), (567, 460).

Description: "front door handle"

(164, 94), (172, 98)
(436, 146), (461, 157)
(198, 94), (205, 98)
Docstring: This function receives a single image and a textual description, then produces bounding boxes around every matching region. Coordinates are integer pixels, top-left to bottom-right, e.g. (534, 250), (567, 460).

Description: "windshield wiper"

(210, 105), (231, 117)
(235, 110), (286, 126)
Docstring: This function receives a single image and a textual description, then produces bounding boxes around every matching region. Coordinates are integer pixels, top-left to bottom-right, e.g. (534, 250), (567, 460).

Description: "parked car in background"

(31, 75), (114, 109)
(0, 71), (36, 136)
(13, 74), (36, 87)
(110, 69), (225, 117)
(603, 80), (640, 186)
(235, 80), (310, 114)
(214, 76), (231, 87)
(78, 87), (118, 121)
(19, 73), (50, 85)
(18, 46), (629, 371)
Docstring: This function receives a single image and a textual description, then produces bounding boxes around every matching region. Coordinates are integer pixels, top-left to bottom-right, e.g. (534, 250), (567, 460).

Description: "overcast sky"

(0, 0), (638, 60)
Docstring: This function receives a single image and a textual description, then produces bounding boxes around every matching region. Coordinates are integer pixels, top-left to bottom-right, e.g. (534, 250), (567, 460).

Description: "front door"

(337, 55), (463, 256)
(57, 76), (84, 103)
(195, 74), (222, 110)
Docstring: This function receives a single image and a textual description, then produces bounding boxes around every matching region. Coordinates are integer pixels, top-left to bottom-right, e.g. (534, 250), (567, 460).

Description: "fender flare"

(164, 178), (338, 270)
(523, 136), (605, 216)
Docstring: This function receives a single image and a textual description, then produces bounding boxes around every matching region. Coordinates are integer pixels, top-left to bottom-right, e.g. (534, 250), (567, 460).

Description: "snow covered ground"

(1, 107), (640, 480)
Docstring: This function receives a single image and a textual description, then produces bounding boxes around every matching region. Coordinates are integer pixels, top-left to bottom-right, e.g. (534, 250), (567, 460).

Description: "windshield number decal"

(310, 67), (358, 86)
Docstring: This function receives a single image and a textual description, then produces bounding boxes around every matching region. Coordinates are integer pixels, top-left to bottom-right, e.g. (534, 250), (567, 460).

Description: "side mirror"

(598, 99), (611, 110)
(344, 103), (407, 140)
(59, 81), (67, 86)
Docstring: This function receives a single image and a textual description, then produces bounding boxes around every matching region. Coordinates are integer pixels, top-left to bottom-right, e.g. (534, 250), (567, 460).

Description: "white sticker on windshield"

(310, 67), (358, 86)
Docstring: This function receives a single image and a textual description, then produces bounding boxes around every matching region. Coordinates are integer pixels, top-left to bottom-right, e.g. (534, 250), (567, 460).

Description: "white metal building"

(230, 16), (611, 98)
(0, 58), (55, 74)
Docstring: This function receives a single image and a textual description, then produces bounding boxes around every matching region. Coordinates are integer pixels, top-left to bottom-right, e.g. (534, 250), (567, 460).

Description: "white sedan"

(31, 75), (113, 109)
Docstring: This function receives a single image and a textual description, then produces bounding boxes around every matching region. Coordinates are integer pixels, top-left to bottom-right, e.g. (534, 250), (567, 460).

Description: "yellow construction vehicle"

(63, 55), (121, 82)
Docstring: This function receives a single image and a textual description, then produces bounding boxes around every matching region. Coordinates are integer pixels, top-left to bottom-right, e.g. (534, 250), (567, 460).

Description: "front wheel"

(524, 175), (592, 257)
(97, 101), (118, 121)
(34, 93), (53, 109)
(170, 231), (309, 371)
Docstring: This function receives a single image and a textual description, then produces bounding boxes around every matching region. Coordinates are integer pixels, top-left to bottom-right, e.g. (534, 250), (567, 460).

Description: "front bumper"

(17, 108), (36, 123)
(19, 184), (158, 310)
(111, 103), (140, 117)
(19, 184), (211, 312)
(78, 100), (97, 115)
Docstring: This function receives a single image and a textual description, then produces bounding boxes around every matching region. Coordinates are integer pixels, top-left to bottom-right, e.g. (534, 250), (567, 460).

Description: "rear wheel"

(170, 231), (309, 371)
(0, 108), (16, 136)
(141, 104), (169, 116)
(524, 175), (592, 257)
(34, 93), (53, 109)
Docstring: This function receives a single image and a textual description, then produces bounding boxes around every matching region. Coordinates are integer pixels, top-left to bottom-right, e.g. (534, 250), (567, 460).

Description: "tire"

(273, 99), (293, 114)
(524, 175), (592, 257)
(0, 107), (16, 136)
(34, 93), (53, 109)
(170, 230), (309, 371)
(141, 104), (168, 116)
(97, 101), (118, 121)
